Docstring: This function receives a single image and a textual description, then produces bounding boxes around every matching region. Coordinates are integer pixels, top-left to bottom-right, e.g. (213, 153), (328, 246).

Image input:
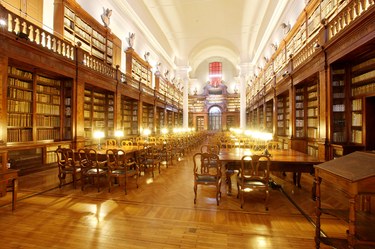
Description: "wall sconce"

(164, 69), (169, 79)
(93, 130), (105, 150)
(281, 22), (291, 34)
(282, 70), (289, 77)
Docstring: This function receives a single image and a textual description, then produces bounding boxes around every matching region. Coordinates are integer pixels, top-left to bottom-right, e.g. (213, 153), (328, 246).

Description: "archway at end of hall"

(208, 106), (222, 131)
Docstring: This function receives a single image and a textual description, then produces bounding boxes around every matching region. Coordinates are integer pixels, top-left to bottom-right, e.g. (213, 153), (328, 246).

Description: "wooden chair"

(200, 144), (220, 154)
(193, 152), (222, 206)
(106, 149), (139, 194)
(267, 141), (280, 150)
(77, 148), (107, 192)
(55, 146), (80, 188)
(136, 145), (161, 177)
(121, 140), (133, 148)
(237, 154), (271, 210)
(106, 139), (117, 147)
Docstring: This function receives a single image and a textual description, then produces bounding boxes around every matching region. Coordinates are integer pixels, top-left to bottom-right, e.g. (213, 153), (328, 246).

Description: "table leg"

(12, 178), (18, 211)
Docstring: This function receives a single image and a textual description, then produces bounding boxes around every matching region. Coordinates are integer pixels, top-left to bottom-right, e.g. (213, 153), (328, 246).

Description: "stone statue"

(127, 32), (135, 48)
(101, 8), (112, 28)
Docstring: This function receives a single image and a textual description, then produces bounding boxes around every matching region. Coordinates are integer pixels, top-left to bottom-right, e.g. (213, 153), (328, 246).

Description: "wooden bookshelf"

(167, 110), (173, 128)
(259, 105), (264, 130)
(351, 58), (375, 96)
(7, 67), (34, 142)
(155, 107), (164, 132)
(265, 100), (273, 133)
(351, 98), (363, 144)
(63, 81), (73, 140)
(142, 103), (154, 131)
(331, 66), (346, 143)
(6, 66), (72, 143)
(125, 48), (152, 87)
(277, 94), (290, 136)
(121, 96), (138, 136)
(55, 0), (121, 65)
(83, 87), (114, 140)
(35, 75), (61, 141)
(307, 81), (318, 157)
(196, 116), (205, 131)
(295, 85), (305, 138)
(226, 115), (235, 130)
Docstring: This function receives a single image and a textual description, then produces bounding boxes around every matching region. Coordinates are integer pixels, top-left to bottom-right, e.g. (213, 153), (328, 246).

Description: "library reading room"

(1, 0), (375, 248)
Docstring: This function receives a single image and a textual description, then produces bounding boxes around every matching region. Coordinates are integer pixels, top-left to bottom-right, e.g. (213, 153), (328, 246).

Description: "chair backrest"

(200, 144), (220, 154)
(193, 152), (222, 176)
(106, 139), (117, 147)
(121, 140), (133, 147)
(267, 141), (280, 150)
(240, 154), (271, 180)
(77, 148), (99, 169)
(55, 146), (76, 168)
(106, 148), (125, 171)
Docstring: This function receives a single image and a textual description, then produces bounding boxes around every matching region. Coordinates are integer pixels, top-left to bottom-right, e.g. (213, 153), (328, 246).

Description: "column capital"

(175, 66), (191, 80)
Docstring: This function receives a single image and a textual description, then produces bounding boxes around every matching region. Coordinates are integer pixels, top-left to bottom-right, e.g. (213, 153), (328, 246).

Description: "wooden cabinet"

(315, 151), (375, 249)
(6, 66), (72, 143)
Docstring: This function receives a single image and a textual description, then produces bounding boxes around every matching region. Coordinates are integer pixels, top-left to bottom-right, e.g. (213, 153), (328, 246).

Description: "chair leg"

(194, 184), (197, 204)
(265, 189), (269, 211)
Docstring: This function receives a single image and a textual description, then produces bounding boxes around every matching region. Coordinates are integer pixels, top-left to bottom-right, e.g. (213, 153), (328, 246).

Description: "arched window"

(209, 106), (222, 131)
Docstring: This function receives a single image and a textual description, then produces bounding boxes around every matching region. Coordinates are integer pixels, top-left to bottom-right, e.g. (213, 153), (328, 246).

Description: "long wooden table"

(218, 148), (323, 192)
(0, 169), (19, 210)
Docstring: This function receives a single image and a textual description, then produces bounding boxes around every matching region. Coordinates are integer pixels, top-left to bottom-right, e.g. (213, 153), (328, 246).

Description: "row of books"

(8, 87), (33, 100)
(7, 99), (32, 113)
(36, 103), (60, 115)
(7, 113), (32, 127)
(8, 67), (33, 79)
(36, 115), (60, 127)
(7, 129), (32, 142)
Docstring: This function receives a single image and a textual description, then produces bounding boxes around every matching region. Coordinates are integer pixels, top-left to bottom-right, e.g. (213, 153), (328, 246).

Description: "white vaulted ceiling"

(80, 0), (300, 90)
(140, 0), (285, 75)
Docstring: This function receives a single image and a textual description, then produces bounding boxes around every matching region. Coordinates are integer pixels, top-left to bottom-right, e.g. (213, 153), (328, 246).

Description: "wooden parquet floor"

(0, 145), (348, 249)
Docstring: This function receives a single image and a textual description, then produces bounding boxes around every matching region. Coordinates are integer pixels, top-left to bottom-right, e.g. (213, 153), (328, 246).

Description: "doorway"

(209, 106), (222, 131)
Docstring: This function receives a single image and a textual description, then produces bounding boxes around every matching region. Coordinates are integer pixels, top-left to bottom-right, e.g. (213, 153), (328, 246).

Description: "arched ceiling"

(139, 0), (286, 75)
